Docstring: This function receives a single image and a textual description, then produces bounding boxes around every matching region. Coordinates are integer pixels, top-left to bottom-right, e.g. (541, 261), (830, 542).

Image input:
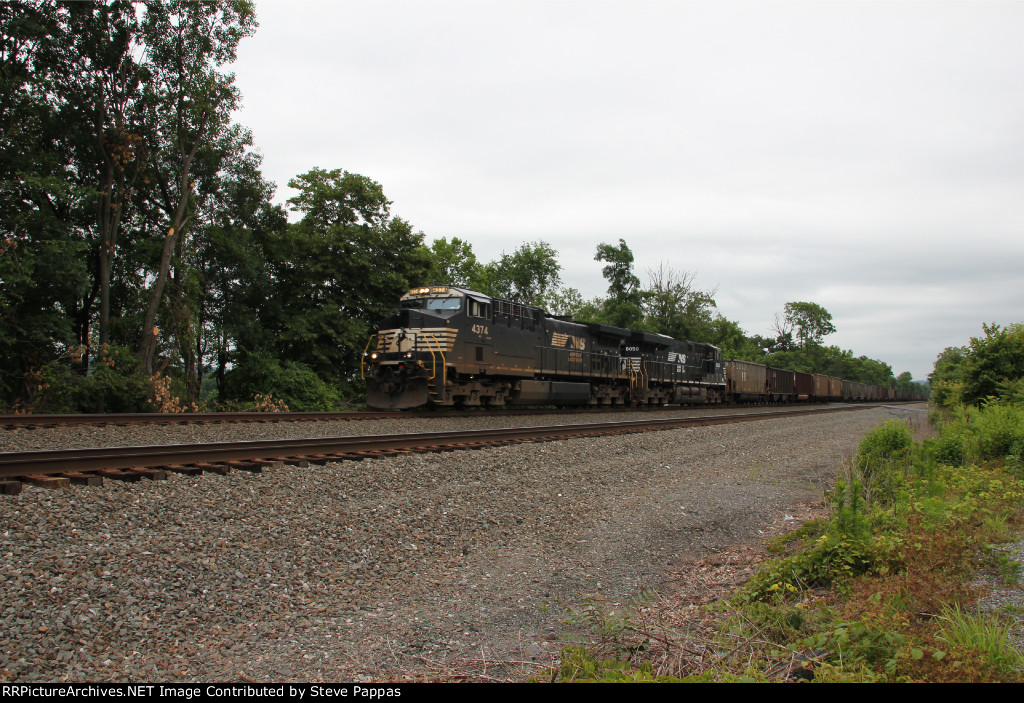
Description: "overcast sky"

(230, 0), (1024, 381)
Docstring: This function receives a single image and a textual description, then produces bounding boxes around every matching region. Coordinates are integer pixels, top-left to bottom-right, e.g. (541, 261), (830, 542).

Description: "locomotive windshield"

(400, 297), (462, 311)
(426, 298), (462, 310)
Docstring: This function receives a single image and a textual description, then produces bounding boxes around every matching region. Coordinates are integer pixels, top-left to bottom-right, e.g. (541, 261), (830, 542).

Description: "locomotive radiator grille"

(376, 328), (458, 353)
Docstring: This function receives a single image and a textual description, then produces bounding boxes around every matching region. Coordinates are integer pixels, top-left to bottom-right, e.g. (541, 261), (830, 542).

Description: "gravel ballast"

(1, 405), (913, 682)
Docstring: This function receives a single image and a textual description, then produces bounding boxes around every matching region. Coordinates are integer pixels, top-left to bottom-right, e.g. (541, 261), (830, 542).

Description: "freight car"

(363, 286), (904, 409)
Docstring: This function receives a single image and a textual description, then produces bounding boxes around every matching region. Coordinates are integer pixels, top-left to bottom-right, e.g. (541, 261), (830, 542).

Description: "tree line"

(1, 1), (915, 413)
(0, 1), (427, 411)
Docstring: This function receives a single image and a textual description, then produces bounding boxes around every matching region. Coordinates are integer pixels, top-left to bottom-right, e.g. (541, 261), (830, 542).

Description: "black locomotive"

(363, 285), (727, 409)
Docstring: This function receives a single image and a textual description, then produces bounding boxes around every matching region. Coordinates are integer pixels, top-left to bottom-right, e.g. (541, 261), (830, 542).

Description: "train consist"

(363, 286), (920, 409)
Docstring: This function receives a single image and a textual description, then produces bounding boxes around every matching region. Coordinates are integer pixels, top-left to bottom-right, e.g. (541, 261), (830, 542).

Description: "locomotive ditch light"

(370, 352), (379, 360)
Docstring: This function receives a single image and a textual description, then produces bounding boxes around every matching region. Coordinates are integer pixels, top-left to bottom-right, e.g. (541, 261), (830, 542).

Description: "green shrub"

(224, 355), (344, 410)
(858, 419), (913, 460)
(25, 344), (150, 413)
(970, 405), (1024, 460)
(927, 432), (966, 467)
(78, 345), (151, 412)
(740, 532), (896, 602)
(931, 404), (1024, 465)
(930, 380), (965, 412)
(31, 362), (80, 413)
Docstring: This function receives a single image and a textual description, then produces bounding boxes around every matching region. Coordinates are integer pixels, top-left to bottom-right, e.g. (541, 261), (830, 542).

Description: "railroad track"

(0, 402), (872, 430)
(0, 405), (871, 494)
(0, 410), (404, 429)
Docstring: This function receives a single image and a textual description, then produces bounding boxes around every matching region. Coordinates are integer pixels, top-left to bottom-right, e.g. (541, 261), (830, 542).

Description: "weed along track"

(0, 405), (870, 491)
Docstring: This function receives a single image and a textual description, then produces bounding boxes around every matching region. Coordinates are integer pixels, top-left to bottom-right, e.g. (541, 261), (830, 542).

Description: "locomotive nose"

(382, 308), (444, 329)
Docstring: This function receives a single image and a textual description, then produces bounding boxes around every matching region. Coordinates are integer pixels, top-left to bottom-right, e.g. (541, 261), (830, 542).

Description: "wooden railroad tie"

(192, 462), (230, 475)
(161, 464), (204, 476)
(1, 480), (24, 495)
(96, 469), (143, 482)
(59, 471), (104, 487)
(22, 474), (70, 489)
(252, 458), (285, 470)
(131, 467), (167, 481)
(224, 460), (263, 473)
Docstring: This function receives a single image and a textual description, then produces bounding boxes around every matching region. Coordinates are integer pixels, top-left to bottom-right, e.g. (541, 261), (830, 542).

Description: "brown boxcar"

(725, 359), (768, 402)
(811, 373), (830, 400)
(829, 376), (842, 401)
(766, 366), (795, 403)
(794, 371), (814, 400)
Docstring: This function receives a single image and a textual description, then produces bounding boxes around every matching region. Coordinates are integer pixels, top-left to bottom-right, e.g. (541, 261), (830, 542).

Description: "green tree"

(53, 0), (150, 351)
(929, 345), (970, 386)
(706, 316), (763, 360)
(1, 0), (262, 408)
(172, 132), (283, 403)
(644, 262), (718, 341)
(894, 371), (917, 396)
(482, 240), (561, 306)
(285, 167), (391, 231)
(595, 239), (645, 328)
(425, 236), (485, 288)
(780, 301), (836, 348)
(135, 0), (258, 376)
(538, 287), (603, 320)
(962, 323), (1024, 405)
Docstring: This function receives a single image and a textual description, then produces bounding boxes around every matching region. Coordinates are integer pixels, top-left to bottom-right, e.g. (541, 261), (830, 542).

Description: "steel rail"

(0, 401), (897, 429)
(0, 410), (404, 428)
(0, 406), (713, 428)
(0, 405), (868, 480)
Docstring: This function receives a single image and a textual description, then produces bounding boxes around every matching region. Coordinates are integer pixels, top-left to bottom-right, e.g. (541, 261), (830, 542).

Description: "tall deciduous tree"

(645, 262), (718, 341)
(171, 127), (278, 402)
(483, 240), (561, 306)
(1, 0), (262, 410)
(425, 236), (484, 288)
(595, 239), (645, 328)
(781, 301), (836, 348)
(136, 0), (257, 376)
(56, 0), (149, 350)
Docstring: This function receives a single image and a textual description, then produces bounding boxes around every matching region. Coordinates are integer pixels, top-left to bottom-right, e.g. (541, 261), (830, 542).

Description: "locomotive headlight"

(404, 352), (413, 358)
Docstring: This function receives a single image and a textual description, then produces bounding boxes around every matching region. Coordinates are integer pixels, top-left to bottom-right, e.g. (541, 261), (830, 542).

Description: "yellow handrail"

(422, 332), (447, 388)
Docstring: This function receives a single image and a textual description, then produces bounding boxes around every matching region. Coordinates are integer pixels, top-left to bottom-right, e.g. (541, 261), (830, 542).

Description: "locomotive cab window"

(468, 299), (491, 318)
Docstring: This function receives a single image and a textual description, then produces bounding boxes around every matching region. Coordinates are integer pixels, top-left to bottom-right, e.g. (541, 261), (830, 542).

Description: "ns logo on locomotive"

(362, 285), (726, 409)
